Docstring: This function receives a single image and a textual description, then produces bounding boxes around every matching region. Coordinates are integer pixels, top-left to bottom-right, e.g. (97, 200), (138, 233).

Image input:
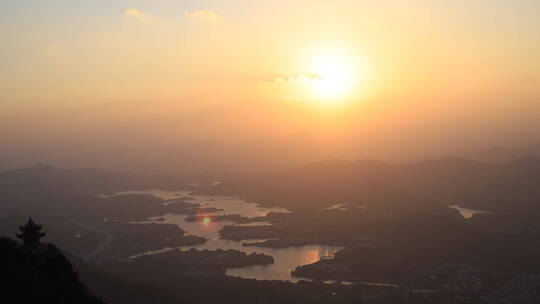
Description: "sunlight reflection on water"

(449, 204), (494, 219)
(117, 189), (343, 281)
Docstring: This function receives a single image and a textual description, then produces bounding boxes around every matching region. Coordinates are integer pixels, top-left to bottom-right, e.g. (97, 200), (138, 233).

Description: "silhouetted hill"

(0, 165), (141, 216)
(0, 164), (121, 197)
(209, 156), (540, 212)
(1, 136), (338, 177)
(0, 237), (105, 303)
(458, 142), (540, 163)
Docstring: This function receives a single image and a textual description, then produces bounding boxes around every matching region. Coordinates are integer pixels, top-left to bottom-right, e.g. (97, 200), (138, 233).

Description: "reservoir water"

(449, 204), (494, 219)
(113, 189), (344, 281)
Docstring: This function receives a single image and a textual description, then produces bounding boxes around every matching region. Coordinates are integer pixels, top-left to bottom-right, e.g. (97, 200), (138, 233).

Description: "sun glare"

(308, 51), (358, 102)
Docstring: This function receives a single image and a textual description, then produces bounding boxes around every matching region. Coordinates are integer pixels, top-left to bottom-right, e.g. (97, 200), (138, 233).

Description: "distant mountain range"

(209, 155), (540, 212)
(0, 165), (121, 198)
(2, 152), (540, 214)
(0, 137), (336, 177)
(457, 142), (540, 163)
(3, 137), (540, 176)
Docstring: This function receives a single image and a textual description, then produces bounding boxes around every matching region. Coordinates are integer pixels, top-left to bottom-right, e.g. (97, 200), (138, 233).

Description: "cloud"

(124, 8), (152, 23)
(184, 9), (220, 23)
(267, 73), (322, 83)
(125, 8), (142, 17)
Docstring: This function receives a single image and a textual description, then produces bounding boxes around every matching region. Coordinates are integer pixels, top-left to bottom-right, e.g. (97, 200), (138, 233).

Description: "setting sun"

(308, 50), (359, 101)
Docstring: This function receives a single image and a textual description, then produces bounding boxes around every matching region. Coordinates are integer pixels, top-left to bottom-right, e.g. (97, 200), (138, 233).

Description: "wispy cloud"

(266, 73), (322, 83)
(125, 8), (142, 17)
(124, 8), (153, 23)
(184, 9), (220, 23)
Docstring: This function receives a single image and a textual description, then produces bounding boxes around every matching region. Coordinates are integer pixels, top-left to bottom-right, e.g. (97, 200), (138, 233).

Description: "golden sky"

(1, 0), (539, 159)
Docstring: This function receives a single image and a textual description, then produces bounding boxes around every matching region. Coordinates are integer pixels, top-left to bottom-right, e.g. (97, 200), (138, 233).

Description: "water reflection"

(449, 204), (494, 219)
(116, 189), (343, 281)
(226, 245), (342, 282)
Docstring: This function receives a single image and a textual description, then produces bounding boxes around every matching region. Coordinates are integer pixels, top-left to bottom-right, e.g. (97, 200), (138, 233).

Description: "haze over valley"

(2, 1), (540, 303)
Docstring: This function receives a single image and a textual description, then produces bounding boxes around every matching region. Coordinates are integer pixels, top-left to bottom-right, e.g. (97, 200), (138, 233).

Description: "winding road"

(69, 218), (116, 261)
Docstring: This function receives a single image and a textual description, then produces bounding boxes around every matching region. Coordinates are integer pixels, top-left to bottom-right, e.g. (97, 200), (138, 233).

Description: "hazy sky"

(1, 0), (539, 162)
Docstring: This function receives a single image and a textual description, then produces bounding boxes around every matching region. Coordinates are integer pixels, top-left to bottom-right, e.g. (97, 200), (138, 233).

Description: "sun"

(202, 217), (211, 226)
(308, 51), (358, 101)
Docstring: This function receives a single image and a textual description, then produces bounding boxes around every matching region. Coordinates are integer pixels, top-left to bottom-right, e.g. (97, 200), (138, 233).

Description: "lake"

(113, 189), (344, 281)
(449, 204), (494, 219)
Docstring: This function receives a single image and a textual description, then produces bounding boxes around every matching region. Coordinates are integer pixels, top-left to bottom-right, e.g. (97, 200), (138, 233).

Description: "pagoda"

(16, 217), (46, 246)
